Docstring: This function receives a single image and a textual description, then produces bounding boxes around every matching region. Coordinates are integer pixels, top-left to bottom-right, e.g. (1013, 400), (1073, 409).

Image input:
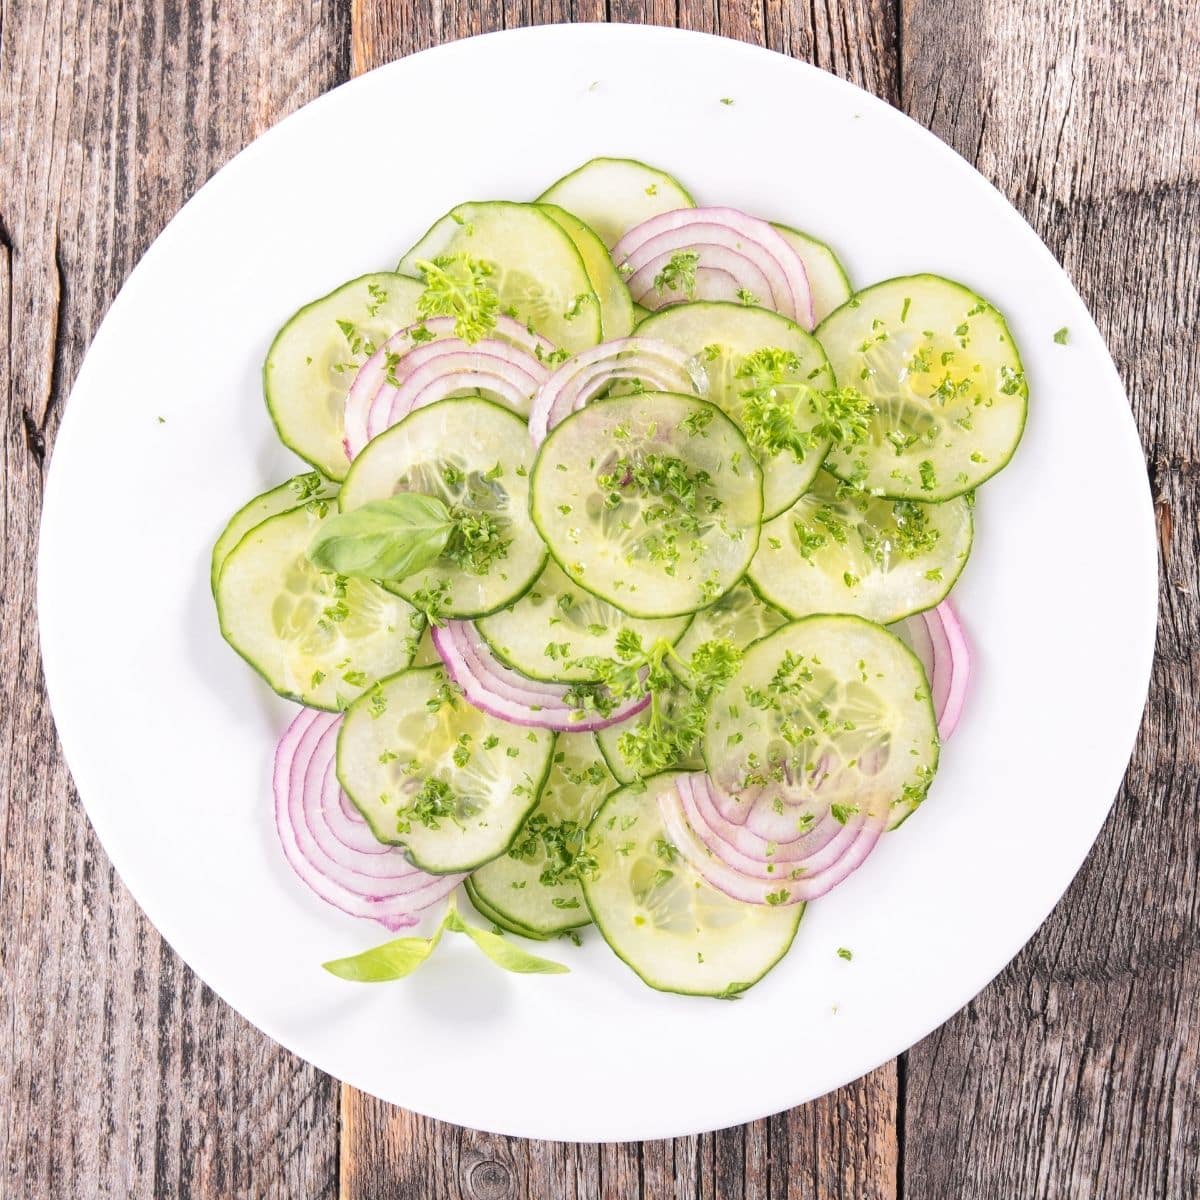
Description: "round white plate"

(38, 24), (1155, 1142)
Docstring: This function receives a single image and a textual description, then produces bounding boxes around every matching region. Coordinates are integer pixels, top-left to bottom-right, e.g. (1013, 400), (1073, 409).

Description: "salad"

(212, 157), (1026, 996)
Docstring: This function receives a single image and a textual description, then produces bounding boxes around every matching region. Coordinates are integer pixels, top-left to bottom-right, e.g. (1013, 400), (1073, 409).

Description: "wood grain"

(0, 2), (348, 1196)
(899, 1), (1200, 1196)
(340, 3), (900, 1197)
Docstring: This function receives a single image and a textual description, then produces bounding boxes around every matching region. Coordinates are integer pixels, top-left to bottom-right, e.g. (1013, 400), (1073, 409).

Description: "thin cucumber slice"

(598, 585), (783, 783)
(634, 303), (836, 518)
(215, 503), (420, 711)
(340, 396), (546, 619)
(397, 201), (601, 353)
(581, 772), (803, 997)
(475, 561), (691, 683)
(410, 623), (441, 667)
(337, 665), (555, 873)
(704, 616), (939, 828)
(772, 224), (852, 324)
(672, 580), (789, 663)
(211, 472), (335, 592)
(538, 203), (635, 340)
(595, 693), (705, 787)
(465, 877), (547, 939)
(530, 393), (763, 618)
(265, 273), (425, 480)
(468, 733), (615, 937)
(819, 275), (1029, 500)
(748, 469), (973, 624)
(536, 157), (695, 249)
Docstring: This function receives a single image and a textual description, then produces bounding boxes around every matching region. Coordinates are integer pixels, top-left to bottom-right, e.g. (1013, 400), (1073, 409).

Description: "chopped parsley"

(737, 348), (873, 460)
(566, 635), (741, 778)
(653, 250), (700, 298)
(443, 509), (511, 576)
(597, 451), (713, 575)
(414, 254), (499, 343)
(396, 777), (460, 833)
(509, 814), (598, 887)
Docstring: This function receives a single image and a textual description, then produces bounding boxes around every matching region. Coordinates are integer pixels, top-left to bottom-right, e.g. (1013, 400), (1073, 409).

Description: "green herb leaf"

(737, 348), (873, 461)
(414, 254), (500, 343)
(307, 494), (454, 580)
(321, 927), (443, 982)
(322, 897), (568, 983)
(653, 250), (700, 298)
(444, 909), (569, 974)
(567, 636), (741, 780)
(1053, 326), (1069, 345)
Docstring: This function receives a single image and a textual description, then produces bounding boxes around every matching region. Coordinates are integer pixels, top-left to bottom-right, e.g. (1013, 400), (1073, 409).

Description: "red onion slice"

(626, 244), (775, 313)
(658, 773), (886, 905)
(345, 316), (454, 459)
(689, 774), (841, 860)
(626, 237), (778, 310)
(680, 775), (848, 878)
(692, 267), (744, 302)
(344, 315), (554, 458)
(896, 600), (971, 740)
(432, 620), (650, 733)
(274, 708), (463, 929)
(613, 207), (814, 328)
(528, 338), (701, 444)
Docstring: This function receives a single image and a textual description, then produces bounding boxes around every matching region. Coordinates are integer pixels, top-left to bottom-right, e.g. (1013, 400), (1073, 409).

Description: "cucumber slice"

(340, 396), (546, 619)
(582, 772), (803, 996)
(595, 694), (706, 787)
(468, 732), (615, 937)
(530, 393), (763, 618)
(673, 580), (789, 663)
(210, 472), (336, 592)
(538, 204), (635, 340)
(215, 503), (420, 710)
(748, 470), (973, 624)
(337, 665), (555, 873)
(598, 584), (784, 784)
(772, 224), (852, 324)
(465, 877), (547, 939)
(397, 202), (601, 353)
(536, 157), (695, 249)
(704, 616), (939, 828)
(634, 303), (836, 518)
(265, 273), (425, 481)
(410, 623), (441, 667)
(475, 561), (691, 683)
(819, 275), (1028, 500)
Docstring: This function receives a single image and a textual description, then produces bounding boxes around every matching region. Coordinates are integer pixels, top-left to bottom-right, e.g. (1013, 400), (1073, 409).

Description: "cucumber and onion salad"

(213, 155), (1025, 996)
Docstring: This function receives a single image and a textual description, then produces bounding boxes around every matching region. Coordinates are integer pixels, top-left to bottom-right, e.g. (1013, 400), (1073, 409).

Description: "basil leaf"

(444, 909), (569, 975)
(307, 494), (453, 580)
(321, 927), (442, 982)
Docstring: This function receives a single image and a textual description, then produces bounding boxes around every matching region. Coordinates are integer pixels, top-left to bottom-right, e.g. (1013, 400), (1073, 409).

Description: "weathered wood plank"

(0, 1), (348, 1196)
(340, 4), (900, 1197)
(900, 2), (1200, 1196)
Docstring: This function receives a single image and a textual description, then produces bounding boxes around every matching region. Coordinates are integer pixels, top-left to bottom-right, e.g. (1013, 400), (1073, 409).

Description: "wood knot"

(465, 1157), (513, 1199)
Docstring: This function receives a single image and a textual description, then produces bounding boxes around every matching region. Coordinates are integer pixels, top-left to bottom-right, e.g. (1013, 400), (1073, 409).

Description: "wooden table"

(2, 2), (1196, 1196)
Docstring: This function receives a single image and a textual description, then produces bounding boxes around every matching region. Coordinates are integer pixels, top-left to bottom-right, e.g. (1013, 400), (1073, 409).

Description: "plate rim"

(36, 21), (1158, 1142)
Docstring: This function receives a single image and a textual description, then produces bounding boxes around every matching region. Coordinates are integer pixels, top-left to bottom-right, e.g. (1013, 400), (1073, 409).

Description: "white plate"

(38, 24), (1155, 1142)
